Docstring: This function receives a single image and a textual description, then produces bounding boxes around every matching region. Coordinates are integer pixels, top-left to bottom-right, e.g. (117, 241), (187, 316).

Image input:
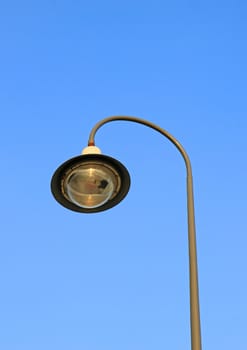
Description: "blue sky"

(1, 1), (247, 349)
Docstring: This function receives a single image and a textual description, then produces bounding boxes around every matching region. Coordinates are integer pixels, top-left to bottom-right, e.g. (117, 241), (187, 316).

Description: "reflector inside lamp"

(63, 163), (118, 208)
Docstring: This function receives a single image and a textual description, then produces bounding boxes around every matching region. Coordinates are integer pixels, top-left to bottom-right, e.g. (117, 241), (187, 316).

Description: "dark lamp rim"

(50, 154), (130, 213)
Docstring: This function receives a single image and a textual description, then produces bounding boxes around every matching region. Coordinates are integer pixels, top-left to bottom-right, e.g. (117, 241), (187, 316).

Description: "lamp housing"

(51, 154), (130, 213)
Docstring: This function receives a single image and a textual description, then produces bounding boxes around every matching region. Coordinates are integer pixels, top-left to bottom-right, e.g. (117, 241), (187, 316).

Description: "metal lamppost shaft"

(187, 173), (202, 350)
(87, 116), (202, 350)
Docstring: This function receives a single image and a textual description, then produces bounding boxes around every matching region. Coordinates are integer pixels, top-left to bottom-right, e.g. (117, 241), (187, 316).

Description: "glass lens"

(63, 163), (118, 208)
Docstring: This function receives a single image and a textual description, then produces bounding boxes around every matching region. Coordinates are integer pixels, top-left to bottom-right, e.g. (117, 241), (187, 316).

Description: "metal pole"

(187, 172), (202, 350)
(87, 116), (202, 350)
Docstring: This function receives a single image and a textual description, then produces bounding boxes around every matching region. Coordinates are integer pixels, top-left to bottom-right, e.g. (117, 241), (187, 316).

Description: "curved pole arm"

(87, 116), (202, 350)
(88, 116), (192, 175)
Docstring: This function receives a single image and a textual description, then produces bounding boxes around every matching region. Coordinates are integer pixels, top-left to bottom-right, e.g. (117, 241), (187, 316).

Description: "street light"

(50, 115), (202, 350)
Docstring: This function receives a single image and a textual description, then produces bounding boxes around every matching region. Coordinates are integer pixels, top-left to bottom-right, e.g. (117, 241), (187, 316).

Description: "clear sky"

(1, 1), (247, 349)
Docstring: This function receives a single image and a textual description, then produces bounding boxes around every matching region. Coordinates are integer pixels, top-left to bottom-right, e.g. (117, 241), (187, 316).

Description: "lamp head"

(51, 153), (130, 213)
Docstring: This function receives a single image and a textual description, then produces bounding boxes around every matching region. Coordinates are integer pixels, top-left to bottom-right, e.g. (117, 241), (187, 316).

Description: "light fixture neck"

(82, 145), (102, 155)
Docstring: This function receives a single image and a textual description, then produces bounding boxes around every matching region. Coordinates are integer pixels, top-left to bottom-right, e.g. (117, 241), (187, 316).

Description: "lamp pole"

(87, 116), (202, 350)
(51, 115), (202, 350)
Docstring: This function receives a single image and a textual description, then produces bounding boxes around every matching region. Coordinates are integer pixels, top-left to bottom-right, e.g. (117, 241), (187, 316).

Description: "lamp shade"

(51, 154), (130, 213)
